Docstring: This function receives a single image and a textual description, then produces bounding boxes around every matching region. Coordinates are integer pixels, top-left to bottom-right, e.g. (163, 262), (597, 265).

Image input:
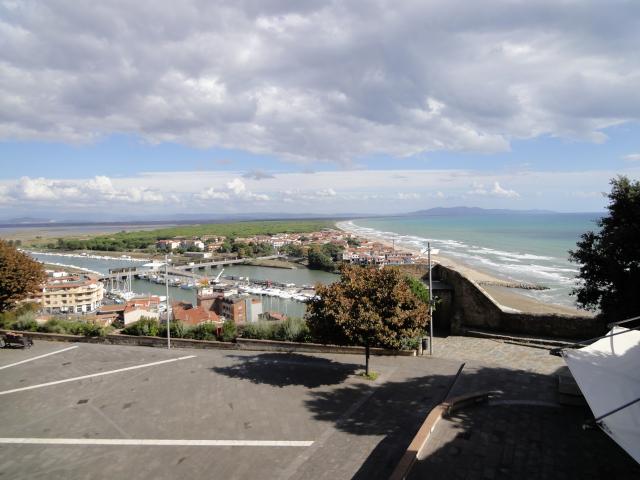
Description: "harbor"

(26, 251), (337, 318)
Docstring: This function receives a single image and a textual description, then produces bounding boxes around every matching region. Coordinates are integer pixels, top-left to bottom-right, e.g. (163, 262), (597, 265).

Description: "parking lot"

(0, 341), (461, 479)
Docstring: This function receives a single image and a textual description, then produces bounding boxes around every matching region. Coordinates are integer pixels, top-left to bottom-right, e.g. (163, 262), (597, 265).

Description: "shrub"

(220, 319), (237, 342)
(0, 303), (40, 329)
(121, 317), (160, 336)
(186, 323), (218, 341)
(37, 318), (110, 337)
(240, 318), (312, 343)
(275, 317), (311, 342)
(11, 314), (39, 332)
(241, 321), (278, 340)
(399, 336), (421, 351)
(159, 321), (186, 339)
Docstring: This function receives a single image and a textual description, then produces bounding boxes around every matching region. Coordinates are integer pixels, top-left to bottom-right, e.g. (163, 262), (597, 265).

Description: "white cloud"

(623, 153), (640, 162)
(491, 181), (520, 198)
(3, 175), (164, 205)
(1, 166), (638, 216)
(467, 181), (519, 198)
(396, 193), (421, 200)
(315, 188), (337, 197)
(226, 178), (247, 196)
(195, 187), (230, 201)
(0, 1), (638, 165)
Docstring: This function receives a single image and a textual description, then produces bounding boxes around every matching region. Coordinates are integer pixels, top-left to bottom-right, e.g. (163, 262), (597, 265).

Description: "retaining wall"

(432, 264), (604, 339)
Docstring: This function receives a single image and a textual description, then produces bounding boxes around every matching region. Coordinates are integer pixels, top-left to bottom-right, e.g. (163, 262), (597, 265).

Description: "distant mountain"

(406, 206), (558, 216)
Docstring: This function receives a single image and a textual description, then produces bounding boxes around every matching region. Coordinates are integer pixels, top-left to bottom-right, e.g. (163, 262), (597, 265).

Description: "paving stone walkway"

(407, 335), (640, 479)
(431, 334), (564, 375)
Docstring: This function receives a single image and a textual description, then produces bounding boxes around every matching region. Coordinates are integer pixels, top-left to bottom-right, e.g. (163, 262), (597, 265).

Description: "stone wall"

(432, 264), (604, 339)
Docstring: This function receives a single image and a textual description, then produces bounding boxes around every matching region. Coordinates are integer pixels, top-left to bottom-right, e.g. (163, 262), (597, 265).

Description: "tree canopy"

(0, 240), (46, 312)
(305, 264), (429, 374)
(569, 176), (640, 320)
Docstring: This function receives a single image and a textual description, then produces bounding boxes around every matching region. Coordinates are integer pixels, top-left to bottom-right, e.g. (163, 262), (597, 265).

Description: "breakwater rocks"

(478, 280), (549, 291)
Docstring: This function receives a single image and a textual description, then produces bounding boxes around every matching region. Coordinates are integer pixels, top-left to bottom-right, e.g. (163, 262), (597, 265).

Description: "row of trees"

(218, 238), (276, 258)
(44, 220), (335, 252)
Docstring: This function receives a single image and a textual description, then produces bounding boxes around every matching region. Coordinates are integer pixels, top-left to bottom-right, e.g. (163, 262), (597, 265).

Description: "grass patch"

(358, 371), (379, 381)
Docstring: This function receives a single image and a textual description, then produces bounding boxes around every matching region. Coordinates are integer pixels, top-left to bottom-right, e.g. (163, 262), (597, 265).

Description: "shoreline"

(337, 220), (588, 316)
(24, 249), (149, 262)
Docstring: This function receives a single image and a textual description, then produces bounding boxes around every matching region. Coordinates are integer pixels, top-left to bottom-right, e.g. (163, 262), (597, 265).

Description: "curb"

(389, 390), (500, 480)
(463, 328), (577, 348)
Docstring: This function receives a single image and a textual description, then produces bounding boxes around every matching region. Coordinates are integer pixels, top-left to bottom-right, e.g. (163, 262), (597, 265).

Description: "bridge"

(99, 255), (285, 282)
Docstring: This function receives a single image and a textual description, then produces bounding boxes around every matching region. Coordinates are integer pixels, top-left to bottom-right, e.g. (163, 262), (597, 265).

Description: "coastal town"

(18, 227), (422, 335)
(3, 2), (639, 476)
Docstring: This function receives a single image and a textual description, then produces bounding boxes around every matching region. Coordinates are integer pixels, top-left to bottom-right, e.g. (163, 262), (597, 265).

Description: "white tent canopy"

(563, 326), (640, 464)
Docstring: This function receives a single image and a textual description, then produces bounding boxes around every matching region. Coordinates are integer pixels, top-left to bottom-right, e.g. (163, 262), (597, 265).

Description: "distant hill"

(406, 206), (557, 216)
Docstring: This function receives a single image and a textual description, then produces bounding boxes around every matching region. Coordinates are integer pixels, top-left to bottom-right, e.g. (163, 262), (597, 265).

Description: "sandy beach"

(337, 221), (589, 316)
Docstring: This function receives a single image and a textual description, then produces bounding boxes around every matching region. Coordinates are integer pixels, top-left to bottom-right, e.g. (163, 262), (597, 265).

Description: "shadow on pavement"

(409, 400), (640, 480)
(213, 353), (640, 480)
(211, 352), (361, 388)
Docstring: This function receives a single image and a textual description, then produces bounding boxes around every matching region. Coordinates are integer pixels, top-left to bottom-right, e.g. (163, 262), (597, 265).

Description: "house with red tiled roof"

(122, 296), (162, 326)
(172, 301), (221, 327)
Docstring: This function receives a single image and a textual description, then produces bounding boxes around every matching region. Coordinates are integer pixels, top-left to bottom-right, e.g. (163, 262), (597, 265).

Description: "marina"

(26, 251), (337, 318)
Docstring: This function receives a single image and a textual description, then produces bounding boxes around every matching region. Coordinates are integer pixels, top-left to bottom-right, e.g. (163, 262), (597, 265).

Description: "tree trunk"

(365, 340), (370, 376)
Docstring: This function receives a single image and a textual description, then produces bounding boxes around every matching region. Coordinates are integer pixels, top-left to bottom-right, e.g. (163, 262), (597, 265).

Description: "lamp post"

(165, 254), (171, 349)
(426, 243), (440, 355)
(428, 243), (433, 355)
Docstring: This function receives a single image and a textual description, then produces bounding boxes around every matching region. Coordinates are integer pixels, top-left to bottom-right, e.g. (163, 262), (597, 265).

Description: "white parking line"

(0, 355), (196, 396)
(0, 438), (314, 447)
(0, 345), (78, 371)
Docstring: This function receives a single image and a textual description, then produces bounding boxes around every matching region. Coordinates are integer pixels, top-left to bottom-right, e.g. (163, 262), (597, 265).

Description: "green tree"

(308, 247), (335, 271)
(305, 264), (429, 375)
(569, 176), (640, 320)
(0, 240), (46, 312)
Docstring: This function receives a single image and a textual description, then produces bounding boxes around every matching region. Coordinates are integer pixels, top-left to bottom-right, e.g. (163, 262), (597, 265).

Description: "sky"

(1, 0), (640, 220)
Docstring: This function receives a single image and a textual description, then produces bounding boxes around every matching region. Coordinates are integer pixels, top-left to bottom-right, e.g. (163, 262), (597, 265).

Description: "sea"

(341, 213), (602, 308)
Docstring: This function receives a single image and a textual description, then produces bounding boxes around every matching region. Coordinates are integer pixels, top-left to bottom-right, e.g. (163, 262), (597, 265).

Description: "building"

(123, 297), (161, 325)
(260, 311), (287, 322)
(156, 239), (181, 251)
(96, 304), (126, 325)
(183, 251), (212, 259)
(172, 301), (221, 327)
(219, 295), (246, 324)
(31, 272), (104, 314)
(181, 239), (205, 251)
(217, 295), (262, 324)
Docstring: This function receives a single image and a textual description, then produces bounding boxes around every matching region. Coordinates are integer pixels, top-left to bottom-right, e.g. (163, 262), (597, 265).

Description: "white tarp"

(563, 327), (640, 464)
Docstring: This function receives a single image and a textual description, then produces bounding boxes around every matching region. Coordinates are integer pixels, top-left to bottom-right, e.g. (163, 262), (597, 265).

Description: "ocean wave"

(343, 219), (579, 290)
(467, 246), (554, 262)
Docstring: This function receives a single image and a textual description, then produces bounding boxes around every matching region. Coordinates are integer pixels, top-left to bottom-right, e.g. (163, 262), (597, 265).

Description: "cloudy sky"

(1, 0), (639, 219)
